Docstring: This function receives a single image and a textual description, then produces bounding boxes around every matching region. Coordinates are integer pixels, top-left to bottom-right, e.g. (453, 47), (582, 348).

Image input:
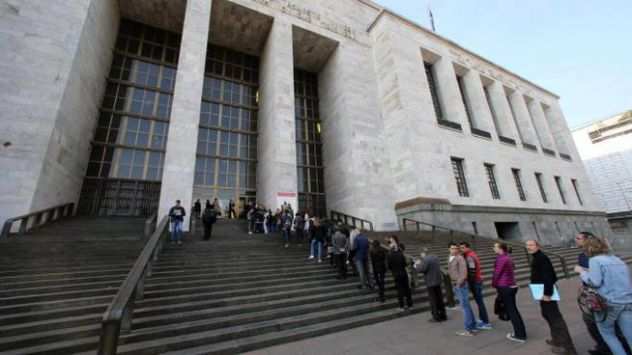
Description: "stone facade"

(0, 0), (605, 242)
(0, 0), (119, 225)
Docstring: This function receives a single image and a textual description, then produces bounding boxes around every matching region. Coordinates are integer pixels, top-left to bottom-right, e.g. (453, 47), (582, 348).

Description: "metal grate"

(485, 164), (501, 200)
(451, 158), (469, 197)
(512, 168), (527, 201)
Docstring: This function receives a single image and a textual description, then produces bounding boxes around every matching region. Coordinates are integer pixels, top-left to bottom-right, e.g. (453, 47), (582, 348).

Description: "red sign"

(277, 192), (297, 197)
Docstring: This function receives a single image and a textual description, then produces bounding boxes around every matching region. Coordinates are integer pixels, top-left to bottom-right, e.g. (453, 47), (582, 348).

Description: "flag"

(428, 6), (436, 32)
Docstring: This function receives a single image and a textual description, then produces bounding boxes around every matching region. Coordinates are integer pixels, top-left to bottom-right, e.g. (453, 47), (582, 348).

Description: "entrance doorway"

(495, 222), (522, 241)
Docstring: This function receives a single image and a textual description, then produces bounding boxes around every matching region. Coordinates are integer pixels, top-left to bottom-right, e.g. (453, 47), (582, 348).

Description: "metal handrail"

(98, 216), (170, 355)
(1, 202), (75, 239)
(401, 217), (570, 279)
(330, 210), (374, 231)
(402, 218), (476, 245)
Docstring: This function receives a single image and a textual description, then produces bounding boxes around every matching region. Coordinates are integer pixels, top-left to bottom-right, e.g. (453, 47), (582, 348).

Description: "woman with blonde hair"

(575, 237), (632, 355)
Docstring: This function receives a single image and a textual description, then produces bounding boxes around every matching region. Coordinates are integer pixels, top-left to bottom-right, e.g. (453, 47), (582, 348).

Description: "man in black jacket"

(527, 240), (577, 355)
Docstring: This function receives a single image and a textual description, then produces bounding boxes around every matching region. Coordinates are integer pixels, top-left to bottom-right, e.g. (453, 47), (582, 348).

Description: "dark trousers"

(295, 229), (304, 243)
(335, 254), (347, 279)
(374, 271), (385, 301)
(203, 223), (213, 240)
(540, 301), (576, 353)
(498, 287), (526, 339)
(394, 273), (413, 308)
(583, 312), (632, 355)
(427, 285), (447, 321)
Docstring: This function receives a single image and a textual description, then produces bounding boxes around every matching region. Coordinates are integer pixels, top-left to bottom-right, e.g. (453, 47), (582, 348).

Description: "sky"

(376, 0), (632, 129)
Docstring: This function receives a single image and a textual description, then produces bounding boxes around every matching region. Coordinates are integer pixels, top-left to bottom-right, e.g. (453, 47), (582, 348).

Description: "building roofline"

(366, 7), (560, 100)
(571, 109), (632, 132)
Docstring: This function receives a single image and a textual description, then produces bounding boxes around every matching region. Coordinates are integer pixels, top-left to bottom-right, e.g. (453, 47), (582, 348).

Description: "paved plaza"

(247, 277), (595, 355)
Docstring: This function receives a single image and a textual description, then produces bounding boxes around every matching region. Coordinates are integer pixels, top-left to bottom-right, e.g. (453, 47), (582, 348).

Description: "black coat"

(529, 250), (558, 297)
(387, 249), (408, 278)
(370, 248), (387, 274)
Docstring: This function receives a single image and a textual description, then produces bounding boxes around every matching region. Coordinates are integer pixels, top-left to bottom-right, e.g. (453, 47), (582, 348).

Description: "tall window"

(457, 75), (474, 128)
(295, 70), (326, 217)
(79, 19), (180, 216)
(512, 168), (526, 201)
(555, 176), (566, 204)
(451, 158), (469, 197)
(485, 163), (501, 200)
(571, 179), (583, 205)
(424, 62), (444, 122)
(535, 172), (548, 203)
(193, 45), (259, 202)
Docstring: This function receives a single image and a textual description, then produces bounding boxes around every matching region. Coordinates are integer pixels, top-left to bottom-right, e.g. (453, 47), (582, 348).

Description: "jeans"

(310, 240), (322, 258)
(355, 258), (371, 288)
(454, 284), (476, 331)
(374, 271), (386, 302)
(540, 301), (576, 353)
(283, 229), (290, 243)
(597, 304), (632, 355)
(394, 273), (413, 308)
(469, 281), (490, 325)
(584, 310), (631, 355)
(171, 220), (183, 242)
(427, 285), (447, 321)
(497, 287), (526, 339)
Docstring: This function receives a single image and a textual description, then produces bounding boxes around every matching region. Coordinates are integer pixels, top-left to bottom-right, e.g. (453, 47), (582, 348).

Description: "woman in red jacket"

(492, 242), (527, 343)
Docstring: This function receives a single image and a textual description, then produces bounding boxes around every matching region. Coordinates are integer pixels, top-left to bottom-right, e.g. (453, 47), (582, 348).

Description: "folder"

(529, 284), (560, 301)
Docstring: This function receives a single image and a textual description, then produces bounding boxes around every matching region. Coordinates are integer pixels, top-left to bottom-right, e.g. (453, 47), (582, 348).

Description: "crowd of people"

(167, 199), (632, 355)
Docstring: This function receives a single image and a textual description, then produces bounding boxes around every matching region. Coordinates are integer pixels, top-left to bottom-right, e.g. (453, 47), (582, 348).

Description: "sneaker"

(284, 244), (289, 248)
(477, 323), (493, 330)
(317, 259), (322, 263)
(398, 307), (406, 312)
(506, 333), (526, 343)
(456, 330), (474, 337)
(177, 241), (182, 245)
(446, 305), (458, 311)
(308, 256), (314, 260)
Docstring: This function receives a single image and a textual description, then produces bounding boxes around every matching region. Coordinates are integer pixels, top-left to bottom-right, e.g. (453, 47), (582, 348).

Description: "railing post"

(136, 268), (146, 301)
(97, 321), (121, 355)
(19, 217), (28, 235)
(121, 301), (135, 333)
(432, 226), (436, 241)
(442, 273), (456, 307)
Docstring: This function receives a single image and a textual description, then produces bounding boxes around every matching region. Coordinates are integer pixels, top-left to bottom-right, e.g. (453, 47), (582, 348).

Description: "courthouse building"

(0, 0), (608, 242)
(572, 110), (632, 248)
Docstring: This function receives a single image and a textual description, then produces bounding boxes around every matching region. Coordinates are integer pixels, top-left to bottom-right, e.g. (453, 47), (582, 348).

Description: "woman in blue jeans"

(576, 237), (632, 355)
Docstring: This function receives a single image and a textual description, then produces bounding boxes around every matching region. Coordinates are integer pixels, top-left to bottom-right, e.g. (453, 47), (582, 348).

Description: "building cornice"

(366, 7), (560, 100)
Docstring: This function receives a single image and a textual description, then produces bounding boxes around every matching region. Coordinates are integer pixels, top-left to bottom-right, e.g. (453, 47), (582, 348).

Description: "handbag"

(494, 295), (510, 321)
(578, 285), (608, 320)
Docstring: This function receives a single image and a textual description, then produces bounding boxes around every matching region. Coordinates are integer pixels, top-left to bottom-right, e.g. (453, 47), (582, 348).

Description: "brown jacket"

(448, 254), (467, 287)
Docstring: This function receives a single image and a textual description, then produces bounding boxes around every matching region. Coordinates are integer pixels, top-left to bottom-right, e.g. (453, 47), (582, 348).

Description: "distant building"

(572, 110), (632, 249)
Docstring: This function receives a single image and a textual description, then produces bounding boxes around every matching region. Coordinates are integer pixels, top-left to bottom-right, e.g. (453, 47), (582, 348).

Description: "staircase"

(2, 218), (631, 354)
(0, 217), (145, 355)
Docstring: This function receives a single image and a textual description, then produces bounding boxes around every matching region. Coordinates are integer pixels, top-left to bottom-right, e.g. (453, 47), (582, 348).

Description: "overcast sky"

(376, 0), (632, 128)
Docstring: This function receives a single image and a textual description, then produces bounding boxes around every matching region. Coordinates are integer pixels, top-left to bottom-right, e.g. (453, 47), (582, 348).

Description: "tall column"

(528, 99), (556, 151)
(488, 81), (519, 140)
(509, 92), (539, 147)
(546, 102), (573, 156)
(158, 0), (212, 230)
(257, 18), (298, 210)
(463, 71), (494, 134)
(435, 58), (468, 126)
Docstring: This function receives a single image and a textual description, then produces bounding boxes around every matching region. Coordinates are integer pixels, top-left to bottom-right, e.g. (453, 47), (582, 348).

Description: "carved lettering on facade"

(251, 0), (357, 40)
